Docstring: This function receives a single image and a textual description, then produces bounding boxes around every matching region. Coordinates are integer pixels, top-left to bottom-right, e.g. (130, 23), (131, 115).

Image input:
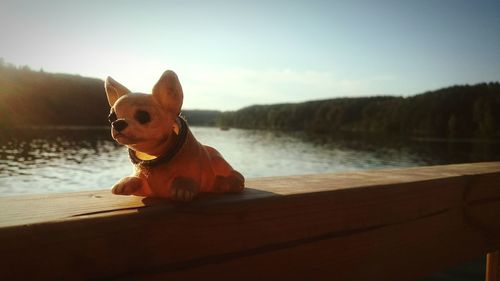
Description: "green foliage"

(0, 62), (109, 128)
(0, 62), (222, 128)
(217, 83), (500, 139)
(181, 110), (221, 126)
(1, 59), (498, 139)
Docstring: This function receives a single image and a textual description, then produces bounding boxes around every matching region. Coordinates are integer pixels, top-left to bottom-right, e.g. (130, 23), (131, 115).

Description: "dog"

(104, 70), (244, 201)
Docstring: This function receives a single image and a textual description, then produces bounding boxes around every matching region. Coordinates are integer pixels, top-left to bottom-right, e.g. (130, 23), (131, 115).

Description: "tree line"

(1, 60), (498, 139)
(0, 60), (109, 128)
(0, 61), (219, 129)
(217, 83), (500, 139)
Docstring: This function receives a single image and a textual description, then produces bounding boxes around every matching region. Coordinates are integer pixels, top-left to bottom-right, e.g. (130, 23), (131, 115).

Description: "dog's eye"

(135, 110), (151, 124)
(108, 111), (117, 123)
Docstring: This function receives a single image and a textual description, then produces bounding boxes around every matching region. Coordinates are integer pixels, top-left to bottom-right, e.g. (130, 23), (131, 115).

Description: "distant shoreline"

(1, 63), (499, 140)
(2, 125), (499, 145)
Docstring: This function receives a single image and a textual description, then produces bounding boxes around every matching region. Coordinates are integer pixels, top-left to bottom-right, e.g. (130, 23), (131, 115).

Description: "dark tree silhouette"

(217, 83), (500, 139)
(0, 62), (221, 129)
(1, 61), (498, 139)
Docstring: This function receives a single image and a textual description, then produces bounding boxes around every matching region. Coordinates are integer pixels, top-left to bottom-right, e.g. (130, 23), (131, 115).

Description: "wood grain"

(0, 162), (499, 280)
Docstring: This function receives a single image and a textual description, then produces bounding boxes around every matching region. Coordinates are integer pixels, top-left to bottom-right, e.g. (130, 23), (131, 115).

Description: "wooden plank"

(0, 190), (147, 227)
(0, 162), (499, 280)
(148, 209), (489, 281)
(2, 161), (499, 228)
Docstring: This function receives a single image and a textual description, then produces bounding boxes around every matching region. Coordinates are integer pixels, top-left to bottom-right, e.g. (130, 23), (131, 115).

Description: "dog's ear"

(105, 76), (131, 107)
(152, 70), (183, 116)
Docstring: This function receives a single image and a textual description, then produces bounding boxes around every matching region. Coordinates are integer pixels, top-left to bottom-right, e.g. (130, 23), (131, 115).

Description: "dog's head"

(104, 70), (183, 156)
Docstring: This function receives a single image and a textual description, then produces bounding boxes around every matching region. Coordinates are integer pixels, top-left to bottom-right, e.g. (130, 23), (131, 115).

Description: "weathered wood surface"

(0, 162), (499, 280)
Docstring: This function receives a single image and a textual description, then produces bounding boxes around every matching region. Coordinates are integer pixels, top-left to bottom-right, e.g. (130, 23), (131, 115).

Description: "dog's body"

(105, 70), (244, 201)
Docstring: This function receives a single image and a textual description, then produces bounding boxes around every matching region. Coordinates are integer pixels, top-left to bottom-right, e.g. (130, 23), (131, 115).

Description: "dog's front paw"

(170, 178), (199, 202)
(213, 171), (245, 193)
(112, 176), (143, 195)
(171, 186), (195, 202)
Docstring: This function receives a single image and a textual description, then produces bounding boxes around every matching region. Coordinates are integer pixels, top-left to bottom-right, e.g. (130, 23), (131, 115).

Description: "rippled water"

(1, 127), (499, 196)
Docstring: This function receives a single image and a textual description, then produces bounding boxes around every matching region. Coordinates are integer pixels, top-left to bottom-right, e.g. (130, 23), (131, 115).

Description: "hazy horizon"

(1, 0), (499, 110)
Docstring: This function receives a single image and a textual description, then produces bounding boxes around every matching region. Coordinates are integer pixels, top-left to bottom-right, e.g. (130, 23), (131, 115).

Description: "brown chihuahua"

(105, 70), (244, 201)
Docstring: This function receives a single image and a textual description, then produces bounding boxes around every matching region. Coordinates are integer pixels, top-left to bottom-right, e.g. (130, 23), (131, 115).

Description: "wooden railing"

(0, 162), (499, 280)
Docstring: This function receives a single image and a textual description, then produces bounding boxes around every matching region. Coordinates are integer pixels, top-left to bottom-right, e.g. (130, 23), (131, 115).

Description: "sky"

(1, 0), (499, 110)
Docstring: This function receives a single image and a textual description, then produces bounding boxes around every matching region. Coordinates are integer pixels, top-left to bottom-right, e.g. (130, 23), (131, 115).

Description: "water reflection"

(0, 127), (499, 196)
(0, 128), (131, 195)
(194, 128), (500, 178)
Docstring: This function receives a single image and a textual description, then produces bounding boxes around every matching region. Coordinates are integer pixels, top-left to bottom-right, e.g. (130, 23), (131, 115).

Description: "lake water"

(1, 126), (499, 196)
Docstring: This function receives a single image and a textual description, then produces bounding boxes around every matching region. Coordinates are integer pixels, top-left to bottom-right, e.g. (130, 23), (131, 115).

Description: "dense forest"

(1, 60), (499, 139)
(0, 61), (219, 128)
(0, 61), (108, 128)
(217, 83), (500, 139)
(182, 110), (220, 126)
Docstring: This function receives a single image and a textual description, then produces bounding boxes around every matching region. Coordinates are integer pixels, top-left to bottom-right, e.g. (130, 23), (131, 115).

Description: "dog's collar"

(128, 117), (188, 167)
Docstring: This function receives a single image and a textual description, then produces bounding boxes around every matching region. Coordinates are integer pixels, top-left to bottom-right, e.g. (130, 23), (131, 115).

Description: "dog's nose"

(112, 120), (128, 132)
